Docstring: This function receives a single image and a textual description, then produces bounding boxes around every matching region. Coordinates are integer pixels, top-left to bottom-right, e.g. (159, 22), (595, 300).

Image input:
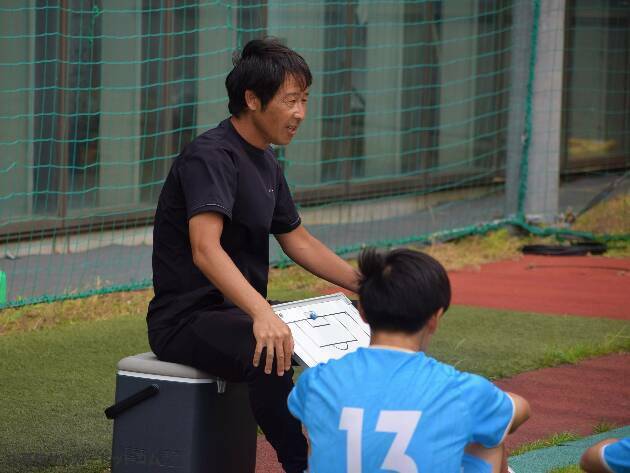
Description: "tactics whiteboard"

(272, 293), (371, 367)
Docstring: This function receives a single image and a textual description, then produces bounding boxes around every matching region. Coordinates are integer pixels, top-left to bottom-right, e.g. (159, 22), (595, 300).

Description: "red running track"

(496, 353), (630, 451)
(450, 255), (630, 320)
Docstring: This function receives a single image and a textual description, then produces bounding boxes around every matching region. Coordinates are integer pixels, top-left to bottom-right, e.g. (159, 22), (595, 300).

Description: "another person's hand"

(252, 308), (294, 376)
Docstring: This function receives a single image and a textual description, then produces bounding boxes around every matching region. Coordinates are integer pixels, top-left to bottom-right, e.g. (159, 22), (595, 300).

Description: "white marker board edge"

(272, 293), (371, 367)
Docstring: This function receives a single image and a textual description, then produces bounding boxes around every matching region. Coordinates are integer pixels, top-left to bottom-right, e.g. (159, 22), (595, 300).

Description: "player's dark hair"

(226, 37), (312, 116)
(358, 248), (451, 334)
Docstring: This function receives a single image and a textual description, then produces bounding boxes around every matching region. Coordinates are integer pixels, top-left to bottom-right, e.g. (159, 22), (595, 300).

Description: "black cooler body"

(107, 352), (256, 473)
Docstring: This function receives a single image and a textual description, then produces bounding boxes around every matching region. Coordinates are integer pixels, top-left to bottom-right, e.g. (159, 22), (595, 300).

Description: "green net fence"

(0, 0), (628, 308)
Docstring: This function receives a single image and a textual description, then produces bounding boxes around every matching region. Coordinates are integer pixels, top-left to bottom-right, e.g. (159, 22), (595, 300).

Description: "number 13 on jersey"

(339, 407), (422, 473)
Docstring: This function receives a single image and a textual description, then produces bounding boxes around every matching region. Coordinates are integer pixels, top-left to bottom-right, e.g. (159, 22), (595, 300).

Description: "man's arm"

(189, 212), (292, 376)
(580, 439), (618, 473)
(275, 225), (360, 293)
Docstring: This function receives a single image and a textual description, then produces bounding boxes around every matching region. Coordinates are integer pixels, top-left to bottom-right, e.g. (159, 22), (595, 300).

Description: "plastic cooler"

(106, 352), (257, 472)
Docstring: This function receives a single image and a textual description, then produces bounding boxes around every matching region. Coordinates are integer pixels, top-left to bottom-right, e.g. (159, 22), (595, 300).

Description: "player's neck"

(369, 329), (431, 353)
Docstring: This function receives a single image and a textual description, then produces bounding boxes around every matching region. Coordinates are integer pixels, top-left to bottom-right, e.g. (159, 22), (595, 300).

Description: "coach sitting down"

(289, 248), (531, 473)
(146, 38), (359, 473)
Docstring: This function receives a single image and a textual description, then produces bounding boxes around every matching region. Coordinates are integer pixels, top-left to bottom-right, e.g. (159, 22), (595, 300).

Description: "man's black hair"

(358, 248), (451, 334)
(226, 37), (312, 116)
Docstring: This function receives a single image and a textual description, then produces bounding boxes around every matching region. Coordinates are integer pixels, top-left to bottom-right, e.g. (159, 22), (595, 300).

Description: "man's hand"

(252, 308), (294, 376)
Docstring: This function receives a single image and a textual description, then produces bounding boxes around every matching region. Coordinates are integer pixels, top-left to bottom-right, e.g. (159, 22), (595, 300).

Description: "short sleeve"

(287, 367), (314, 421)
(178, 149), (237, 221)
(458, 373), (515, 448)
(270, 166), (301, 234)
(602, 438), (630, 473)
(461, 453), (492, 473)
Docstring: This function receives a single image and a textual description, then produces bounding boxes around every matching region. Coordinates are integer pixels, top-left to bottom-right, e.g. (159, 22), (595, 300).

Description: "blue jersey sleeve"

(458, 373), (515, 448)
(602, 438), (630, 473)
(461, 453), (492, 473)
(287, 367), (314, 421)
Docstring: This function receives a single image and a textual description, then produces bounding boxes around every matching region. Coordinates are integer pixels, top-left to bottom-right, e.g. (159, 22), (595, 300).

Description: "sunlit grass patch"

(573, 192), (630, 237)
(540, 329), (630, 368)
(0, 289), (153, 335)
(418, 228), (527, 271)
(592, 420), (619, 435)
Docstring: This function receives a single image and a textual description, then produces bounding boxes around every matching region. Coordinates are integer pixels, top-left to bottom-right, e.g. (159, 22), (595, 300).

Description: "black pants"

(149, 307), (308, 473)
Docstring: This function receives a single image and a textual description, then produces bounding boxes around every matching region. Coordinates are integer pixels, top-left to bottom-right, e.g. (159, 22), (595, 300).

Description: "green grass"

(573, 193), (630, 239)
(510, 432), (582, 457)
(0, 316), (148, 473)
(548, 465), (582, 473)
(428, 307), (629, 379)
(35, 460), (109, 473)
(0, 307), (628, 472)
(592, 420), (618, 434)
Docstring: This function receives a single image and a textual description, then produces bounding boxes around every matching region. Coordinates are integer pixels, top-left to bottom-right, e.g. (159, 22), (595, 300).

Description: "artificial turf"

(509, 426), (630, 473)
(0, 306), (628, 472)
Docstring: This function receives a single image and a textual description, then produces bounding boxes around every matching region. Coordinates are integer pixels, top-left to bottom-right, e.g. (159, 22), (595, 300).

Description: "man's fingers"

(264, 342), (275, 374)
(275, 340), (285, 376)
(252, 314), (293, 375)
(253, 341), (263, 367)
(283, 336), (293, 371)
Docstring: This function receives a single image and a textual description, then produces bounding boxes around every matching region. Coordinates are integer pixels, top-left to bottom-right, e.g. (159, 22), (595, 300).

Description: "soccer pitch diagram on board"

(272, 293), (370, 367)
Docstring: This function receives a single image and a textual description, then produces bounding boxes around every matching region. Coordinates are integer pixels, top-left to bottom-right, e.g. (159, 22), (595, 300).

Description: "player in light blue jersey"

(581, 437), (630, 473)
(288, 248), (530, 473)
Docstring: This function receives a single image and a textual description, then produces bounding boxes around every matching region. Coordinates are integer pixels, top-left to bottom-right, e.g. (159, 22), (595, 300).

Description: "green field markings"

(0, 308), (627, 472)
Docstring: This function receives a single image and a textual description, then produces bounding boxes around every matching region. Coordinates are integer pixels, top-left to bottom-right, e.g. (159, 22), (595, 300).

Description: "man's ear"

(426, 308), (444, 334)
(244, 90), (260, 111)
(358, 301), (367, 324)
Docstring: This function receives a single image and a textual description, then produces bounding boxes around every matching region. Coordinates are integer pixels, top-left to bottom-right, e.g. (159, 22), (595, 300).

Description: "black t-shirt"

(147, 118), (301, 331)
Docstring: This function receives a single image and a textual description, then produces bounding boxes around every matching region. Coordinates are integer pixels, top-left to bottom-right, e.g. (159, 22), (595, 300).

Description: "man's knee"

(246, 355), (294, 384)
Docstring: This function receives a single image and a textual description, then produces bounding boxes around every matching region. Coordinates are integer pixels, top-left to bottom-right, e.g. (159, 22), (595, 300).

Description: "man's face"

(248, 75), (309, 147)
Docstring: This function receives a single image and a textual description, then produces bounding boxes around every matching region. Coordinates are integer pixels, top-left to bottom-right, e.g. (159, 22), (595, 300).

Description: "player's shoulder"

(449, 368), (503, 409)
(417, 351), (465, 381)
(302, 348), (366, 382)
(420, 354), (497, 399)
(317, 347), (364, 371)
(312, 348), (439, 386)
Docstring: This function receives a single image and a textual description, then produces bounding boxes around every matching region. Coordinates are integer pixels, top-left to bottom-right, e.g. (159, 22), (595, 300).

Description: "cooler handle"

(105, 384), (159, 419)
